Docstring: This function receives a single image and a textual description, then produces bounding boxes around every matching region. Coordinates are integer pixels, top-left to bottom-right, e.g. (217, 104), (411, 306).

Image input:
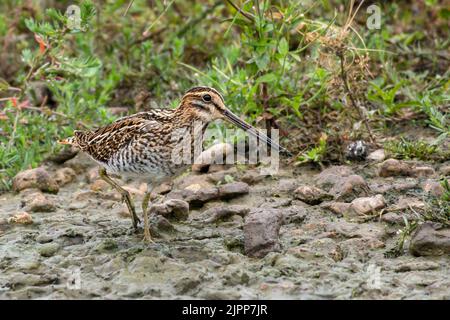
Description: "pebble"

(378, 159), (411, 177)
(439, 165), (450, 176)
(218, 182), (249, 199)
(349, 194), (386, 215)
(54, 167), (76, 186)
(293, 185), (332, 205)
(411, 166), (435, 177)
(422, 179), (446, 197)
(197, 205), (250, 223)
(151, 199), (189, 221)
(410, 222), (450, 256)
(329, 174), (369, 201)
(22, 192), (56, 212)
(12, 167), (59, 194)
(90, 179), (110, 192)
(367, 149), (386, 162)
(38, 243), (60, 257)
(8, 212), (33, 224)
(244, 208), (283, 258)
(314, 166), (354, 190)
(323, 194), (386, 217)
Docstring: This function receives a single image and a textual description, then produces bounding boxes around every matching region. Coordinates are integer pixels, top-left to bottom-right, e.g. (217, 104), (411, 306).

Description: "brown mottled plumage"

(60, 86), (290, 242)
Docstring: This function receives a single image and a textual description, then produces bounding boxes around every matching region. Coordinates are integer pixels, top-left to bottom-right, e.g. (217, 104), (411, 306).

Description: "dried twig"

(142, 0), (174, 37)
(224, 0), (255, 22)
(123, 0), (134, 16)
(337, 49), (375, 143)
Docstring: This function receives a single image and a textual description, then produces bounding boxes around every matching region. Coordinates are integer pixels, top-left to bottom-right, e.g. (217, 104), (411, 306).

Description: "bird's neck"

(173, 103), (210, 131)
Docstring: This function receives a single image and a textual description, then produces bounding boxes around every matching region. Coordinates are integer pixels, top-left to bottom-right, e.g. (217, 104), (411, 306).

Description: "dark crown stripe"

(185, 86), (224, 103)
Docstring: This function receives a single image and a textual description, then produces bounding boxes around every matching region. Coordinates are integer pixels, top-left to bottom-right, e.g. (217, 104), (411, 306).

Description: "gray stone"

(422, 179), (446, 197)
(12, 167), (59, 194)
(439, 165), (450, 176)
(410, 222), (450, 256)
(244, 208), (283, 258)
(22, 192), (56, 212)
(218, 182), (249, 199)
(381, 212), (419, 225)
(329, 174), (369, 201)
(378, 159), (411, 177)
(277, 179), (299, 192)
(411, 166), (435, 177)
(369, 178), (418, 194)
(151, 199), (189, 221)
(65, 152), (96, 174)
(349, 194), (386, 215)
(323, 194), (386, 217)
(394, 260), (440, 272)
(241, 170), (268, 185)
(54, 167), (77, 186)
(321, 202), (351, 216)
(314, 166), (354, 191)
(367, 149), (386, 162)
(287, 238), (339, 260)
(387, 196), (425, 213)
(198, 205), (250, 223)
(152, 215), (175, 232)
(167, 187), (219, 206)
(293, 185), (332, 205)
(38, 243), (60, 257)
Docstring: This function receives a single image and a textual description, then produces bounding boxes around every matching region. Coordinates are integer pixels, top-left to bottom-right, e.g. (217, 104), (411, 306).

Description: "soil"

(0, 152), (449, 299)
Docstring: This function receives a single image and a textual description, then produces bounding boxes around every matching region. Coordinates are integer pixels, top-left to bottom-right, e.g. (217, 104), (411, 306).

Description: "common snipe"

(60, 86), (291, 242)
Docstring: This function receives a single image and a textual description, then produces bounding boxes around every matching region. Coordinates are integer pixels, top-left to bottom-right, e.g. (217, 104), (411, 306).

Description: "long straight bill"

(223, 110), (292, 157)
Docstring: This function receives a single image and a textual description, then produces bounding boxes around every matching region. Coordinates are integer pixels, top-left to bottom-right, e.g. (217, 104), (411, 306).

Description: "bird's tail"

(58, 136), (76, 145)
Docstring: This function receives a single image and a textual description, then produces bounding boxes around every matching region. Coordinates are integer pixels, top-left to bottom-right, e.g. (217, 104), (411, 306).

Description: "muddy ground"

(0, 149), (449, 300)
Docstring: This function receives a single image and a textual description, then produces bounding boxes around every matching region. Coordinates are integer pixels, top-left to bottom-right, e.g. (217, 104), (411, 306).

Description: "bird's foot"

(142, 228), (154, 243)
(132, 216), (141, 230)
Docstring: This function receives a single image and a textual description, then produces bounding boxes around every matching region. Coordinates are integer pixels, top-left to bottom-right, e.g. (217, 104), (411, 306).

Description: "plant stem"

(224, 0), (255, 22)
(337, 50), (375, 143)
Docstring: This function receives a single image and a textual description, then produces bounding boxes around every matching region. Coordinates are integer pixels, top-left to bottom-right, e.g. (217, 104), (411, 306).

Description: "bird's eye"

(202, 94), (212, 102)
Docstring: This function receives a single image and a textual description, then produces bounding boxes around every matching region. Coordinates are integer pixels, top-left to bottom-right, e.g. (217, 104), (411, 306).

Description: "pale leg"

(99, 167), (140, 229)
(142, 189), (153, 243)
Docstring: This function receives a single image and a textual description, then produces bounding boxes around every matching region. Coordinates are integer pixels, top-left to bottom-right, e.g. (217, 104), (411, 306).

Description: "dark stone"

(410, 222), (450, 256)
(244, 208), (283, 258)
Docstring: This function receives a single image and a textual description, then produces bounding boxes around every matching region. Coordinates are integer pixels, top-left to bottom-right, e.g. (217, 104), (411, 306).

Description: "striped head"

(180, 86), (292, 156)
(180, 86), (227, 123)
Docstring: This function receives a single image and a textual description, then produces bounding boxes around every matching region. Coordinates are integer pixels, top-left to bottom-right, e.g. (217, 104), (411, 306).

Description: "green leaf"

(256, 73), (277, 84)
(21, 49), (33, 67)
(0, 78), (10, 91)
(254, 53), (270, 71)
(278, 37), (289, 56)
(80, 1), (96, 27)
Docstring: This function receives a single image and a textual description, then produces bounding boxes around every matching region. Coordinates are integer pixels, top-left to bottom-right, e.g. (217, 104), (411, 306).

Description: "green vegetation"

(423, 178), (450, 225)
(0, 0), (449, 190)
(384, 137), (449, 161)
(386, 178), (450, 258)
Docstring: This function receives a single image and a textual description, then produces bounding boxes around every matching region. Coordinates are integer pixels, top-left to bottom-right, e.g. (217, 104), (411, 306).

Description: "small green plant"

(419, 94), (449, 143)
(384, 137), (443, 161)
(0, 1), (110, 191)
(384, 217), (418, 258)
(386, 177), (450, 258)
(0, 0), (448, 192)
(422, 178), (450, 225)
(367, 81), (419, 116)
(296, 133), (327, 165)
